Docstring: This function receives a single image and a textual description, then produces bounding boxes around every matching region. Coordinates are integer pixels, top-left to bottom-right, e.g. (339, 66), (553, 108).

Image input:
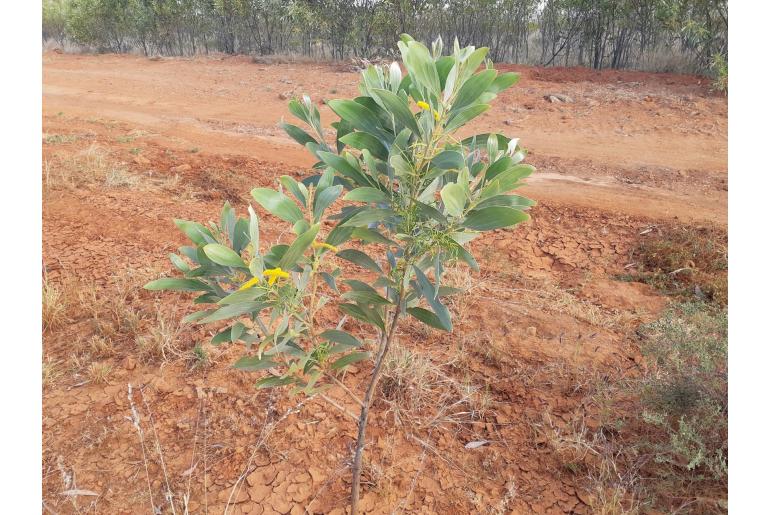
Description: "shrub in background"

(146, 34), (534, 513)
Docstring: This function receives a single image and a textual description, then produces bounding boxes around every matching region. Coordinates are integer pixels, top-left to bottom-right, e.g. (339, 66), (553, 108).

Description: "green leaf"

(339, 303), (385, 330)
(413, 266), (452, 331)
(327, 99), (387, 141)
(452, 69), (497, 111)
(168, 254), (190, 272)
(489, 72), (520, 94)
(342, 290), (392, 305)
(231, 322), (245, 342)
(336, 249), (383, 274)
(430, 150), (465, 170)
(248, 205), (260, 254)
(351, 227), (394, 245)
(144, 278), (210, 292)
(476, 194), (536, 210)
(279, 223), (320, 270)
(414, 201), (447, 224)
(319, 329), (362, 349)
(462, 207), (529, 231)
(313, 184), (343, 222)
(256, 376), (295, 388)
(211, 327), (233, 345)
(182, 310), (213, 324)
(174, 219), (215, 246)
(407, 307), (450, 332)
(280, 175), (308, 207)
(251, 188), (304, 224)
(461, 133), (511, 150)
(197, 302), (266, 324)
(452, 243), (480, 272)
(488, 164), (535, 191)
(445, 104), (490, 133)
(341, 208), (397, 227)
(369, 88), (421, 135)
(344, 187), (390, 204)
(233, 355), (279, 371)
(320, 271), (339, 292)
(281, 122), (317, 147)
(440, 183), (466, 217)
(317, 151), (373, 187)
(330, 352), (370, 370)
(232, 218), (250, 254)
(458, 47), (489, 84)
(403, 40), (440, 94)
(217, 288), (265, 305)
(203, 244), (246, 268)
(339, 132), (388, 161)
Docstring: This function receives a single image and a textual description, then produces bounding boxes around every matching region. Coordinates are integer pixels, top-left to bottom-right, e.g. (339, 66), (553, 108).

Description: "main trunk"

(349, 306), (402, 514)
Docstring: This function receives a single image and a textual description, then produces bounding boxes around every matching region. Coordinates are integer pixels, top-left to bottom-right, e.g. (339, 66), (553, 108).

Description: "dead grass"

(42, 356), (64, 388)
(44, 142), (143, 192)
(377, 340), (491, 429)
(105, 167), (141, 188)
(43, 277), (68, 331)
(136, 311), (183, 364)
(87, 361), (112, 384)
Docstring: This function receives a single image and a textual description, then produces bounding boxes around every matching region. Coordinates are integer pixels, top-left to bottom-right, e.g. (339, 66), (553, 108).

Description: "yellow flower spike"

(262, 267), (290, 286)
(238, 276), (261, 291)
(312, 241), (339, 253)
(417, 100), (430, 111)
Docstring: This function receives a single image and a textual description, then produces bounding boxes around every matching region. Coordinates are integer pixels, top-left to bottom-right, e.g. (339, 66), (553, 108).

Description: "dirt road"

(43, 53), (727, 224)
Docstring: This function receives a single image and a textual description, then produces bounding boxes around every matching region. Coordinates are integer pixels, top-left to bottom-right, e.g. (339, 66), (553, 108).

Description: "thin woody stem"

(349, 297), (403, 514)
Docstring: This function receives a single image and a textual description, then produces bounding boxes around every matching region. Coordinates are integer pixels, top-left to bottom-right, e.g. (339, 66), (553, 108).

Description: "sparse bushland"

(145, 35), (534, 513)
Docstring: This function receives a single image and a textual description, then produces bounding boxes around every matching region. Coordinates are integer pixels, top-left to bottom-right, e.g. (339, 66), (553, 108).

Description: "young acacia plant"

(145, 34), (535, 513)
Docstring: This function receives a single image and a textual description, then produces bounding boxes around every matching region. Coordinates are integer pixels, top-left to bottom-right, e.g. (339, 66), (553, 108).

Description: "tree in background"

(43, 0), (728, 75)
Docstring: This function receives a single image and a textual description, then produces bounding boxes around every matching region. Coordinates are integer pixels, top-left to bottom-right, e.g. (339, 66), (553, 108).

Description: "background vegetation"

(43, 0), (727, 74)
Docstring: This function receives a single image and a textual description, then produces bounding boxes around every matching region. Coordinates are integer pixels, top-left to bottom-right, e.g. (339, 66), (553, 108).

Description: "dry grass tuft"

(136, 311), (183, 364)
(42, 356), (64, 388)
(87, 334), (116, 358)
(377, 341), (490, 428)
(87, 362), (113, 384)
(105, 167), (141, 188)
(43, 277), (68, 331)
(44, 143), (142, 191)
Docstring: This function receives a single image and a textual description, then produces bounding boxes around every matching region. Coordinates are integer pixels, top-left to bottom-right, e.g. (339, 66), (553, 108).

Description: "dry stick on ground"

(182, 398), (204, 515)
(141, 387), (178, 515)
(126, 383), (158, 515)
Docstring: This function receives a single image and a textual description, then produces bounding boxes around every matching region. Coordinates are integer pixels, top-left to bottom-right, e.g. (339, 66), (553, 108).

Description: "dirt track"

(43, 53), (727, 224)
(42, 52), (727, 514)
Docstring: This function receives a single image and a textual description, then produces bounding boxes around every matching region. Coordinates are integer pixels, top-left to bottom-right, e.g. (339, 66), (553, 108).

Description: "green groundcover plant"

(145, 34), (534, 513)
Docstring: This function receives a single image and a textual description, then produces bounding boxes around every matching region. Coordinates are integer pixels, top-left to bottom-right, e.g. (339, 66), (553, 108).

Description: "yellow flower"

(312, 241), (339, 253)
(262, 267), (290, 286)
(417, 100), (430, 111)
(238, 276), (261, 291)
(433, 109), (440, 121)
